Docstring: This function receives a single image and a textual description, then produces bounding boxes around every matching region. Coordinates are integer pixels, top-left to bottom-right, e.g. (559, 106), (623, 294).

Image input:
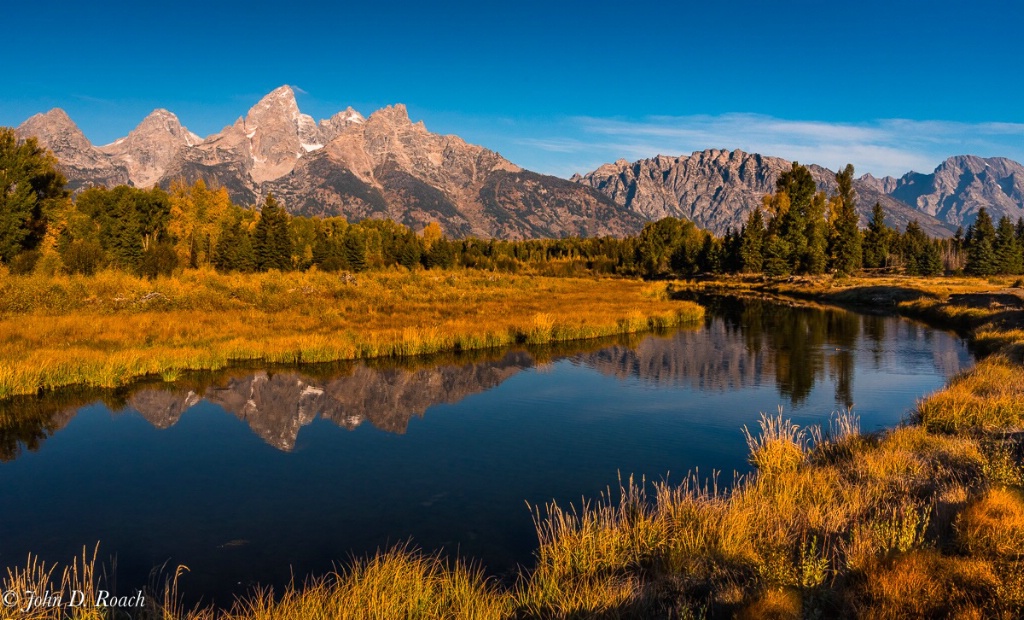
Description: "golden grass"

(0, 269), (703, 397)
(7, 274), (1024, 618)
(917, 356), (1024, 432)
(5, 409), (1022, 619)
(957, 487), (1024, 559)
(224, 546), (509, 620)
(0, 545), (105, 620)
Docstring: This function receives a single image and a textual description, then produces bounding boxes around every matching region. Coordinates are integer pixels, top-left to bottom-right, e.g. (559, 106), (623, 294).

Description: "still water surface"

(0, 298), (973, 602)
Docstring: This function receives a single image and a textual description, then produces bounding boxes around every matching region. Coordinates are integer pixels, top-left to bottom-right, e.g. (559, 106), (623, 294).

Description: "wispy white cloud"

(500, 114), (1024, 179)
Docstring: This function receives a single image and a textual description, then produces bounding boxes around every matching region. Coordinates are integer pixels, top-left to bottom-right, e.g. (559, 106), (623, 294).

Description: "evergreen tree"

(424, 237), (455, 269)
(829, 164), (863, 274)
(105, 191), (143, 271)
(863, 203), (892, 269)
(397, 231), (423, 269)
(995, 215), (1024, 275)
(901, 220), (932, 275)
(920, 241), (943, 276)
(775, 163), (816, 272)
(966, 208), (997, 276)
(0, 128), (67, 263)
(1017, 218), (1024, 245)
(739, 208), (765, 273)
(253, 194), (292, 271)
(762, 235), (792, 277)
(697, 235), (723, 274)
(214, 218), (256, 272)
(803, 191), (828, 274)
(343, 227), (368, 272)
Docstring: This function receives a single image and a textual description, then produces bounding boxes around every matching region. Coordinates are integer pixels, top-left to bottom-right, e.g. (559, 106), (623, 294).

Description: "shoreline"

(0, 269), (704, 399)
(3, 275), (1024, 618)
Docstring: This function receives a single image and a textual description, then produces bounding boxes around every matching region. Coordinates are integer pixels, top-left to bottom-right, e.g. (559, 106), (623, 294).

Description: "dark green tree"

(829, 164), (863, 274)
(424, 238), (455, 269)
(803, 191), (828, 274)
(762, 235), (793, 277)
(105, 190), (144, 271)
(862, 203), (892, 269)
(697, 235), (723, 274)
(397, 231), (423, 269)
(901, 220), (941, 275)
(966, 208), (997, 276)
(775, 163), (816, 271)
(994, 215), (1024, 275)
(253, 194), (292, 271)
(214, 217), (256, 272)
(635, 217), (701, 277)
(343, 226), (368, 272)
(0, 128), (67, 263)
(739, 207), (766, 273)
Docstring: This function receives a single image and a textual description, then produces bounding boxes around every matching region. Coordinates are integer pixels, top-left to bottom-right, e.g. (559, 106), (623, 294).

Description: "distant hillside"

(14, 86), (643, 240)
(15, 88), (1023, 239)
(572, 149), (961, 238)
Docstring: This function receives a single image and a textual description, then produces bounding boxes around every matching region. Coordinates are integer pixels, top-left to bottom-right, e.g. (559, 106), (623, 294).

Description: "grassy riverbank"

(3, 275), (1024, 618)
(0, 269), (704, 398)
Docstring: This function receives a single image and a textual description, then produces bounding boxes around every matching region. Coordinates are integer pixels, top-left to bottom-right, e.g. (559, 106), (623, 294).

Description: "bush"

(139, 242), (179, 279)
(8, 250), (40, 275)
(61, 239), (106, 275)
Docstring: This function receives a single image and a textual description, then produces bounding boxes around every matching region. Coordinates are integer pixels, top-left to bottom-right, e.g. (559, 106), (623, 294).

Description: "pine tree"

(722, 227), (743, 273)
(740, 207), (766, 273)
(863, 203), (891, 269)
(762, 235), (792, 277)
(803, 191), (828, 274)
(105, 191), (143, 271)
(775, 163), (816, 272)
(253, 194), (292, 271)
(901, 220), (930, 275)
(343, 227), (368, 272)
(214, 218), (255, 272)
(920, 241), (943, 276)
(966, 208), (998, 276)
(829, 164), (863, 274)
(0, 128), (67, 263)
(397, 231), (423, 269)
(697, 235), (723, 274)
(995, 215), (1024, 275)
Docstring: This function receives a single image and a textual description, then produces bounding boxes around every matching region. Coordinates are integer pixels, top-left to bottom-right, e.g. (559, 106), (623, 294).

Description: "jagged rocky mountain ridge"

(574, 150), (966, 238)
(15, 86), (640, 239)
(14, 86), (1024, 238)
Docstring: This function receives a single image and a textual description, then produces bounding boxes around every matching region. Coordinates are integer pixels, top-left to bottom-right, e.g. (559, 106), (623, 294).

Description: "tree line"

(3, 127), (1023, 279)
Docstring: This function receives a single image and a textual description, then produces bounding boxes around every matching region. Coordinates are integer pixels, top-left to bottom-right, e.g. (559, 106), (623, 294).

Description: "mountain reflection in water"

(0, 298), (975, 603)
(1, 298), (969, 460)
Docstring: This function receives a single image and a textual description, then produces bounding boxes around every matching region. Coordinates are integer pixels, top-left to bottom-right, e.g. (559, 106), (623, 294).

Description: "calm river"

(0, 297), (973, 604)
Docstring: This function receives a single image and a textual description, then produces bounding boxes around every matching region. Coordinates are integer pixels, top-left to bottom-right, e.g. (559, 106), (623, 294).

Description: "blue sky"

(2, 0), (1022, 178)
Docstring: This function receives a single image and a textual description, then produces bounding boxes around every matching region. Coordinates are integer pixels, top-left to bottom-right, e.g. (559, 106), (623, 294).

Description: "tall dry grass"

(6, 275), (1024, 617)
(0, 269), (703, 397)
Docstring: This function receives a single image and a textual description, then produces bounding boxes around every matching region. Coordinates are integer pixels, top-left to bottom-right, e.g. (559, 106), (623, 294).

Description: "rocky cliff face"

(16, 109), (130, 190)
(15, 86), (640, 239)
(98, 109), (201, 189)
(888, 155), (1024, 227)
(17, 89), (1021, 237)
(573, 149), (957, 237)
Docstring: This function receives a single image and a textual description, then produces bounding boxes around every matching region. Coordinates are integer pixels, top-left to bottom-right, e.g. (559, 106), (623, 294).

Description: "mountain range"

(14, 86), (1024, 238)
